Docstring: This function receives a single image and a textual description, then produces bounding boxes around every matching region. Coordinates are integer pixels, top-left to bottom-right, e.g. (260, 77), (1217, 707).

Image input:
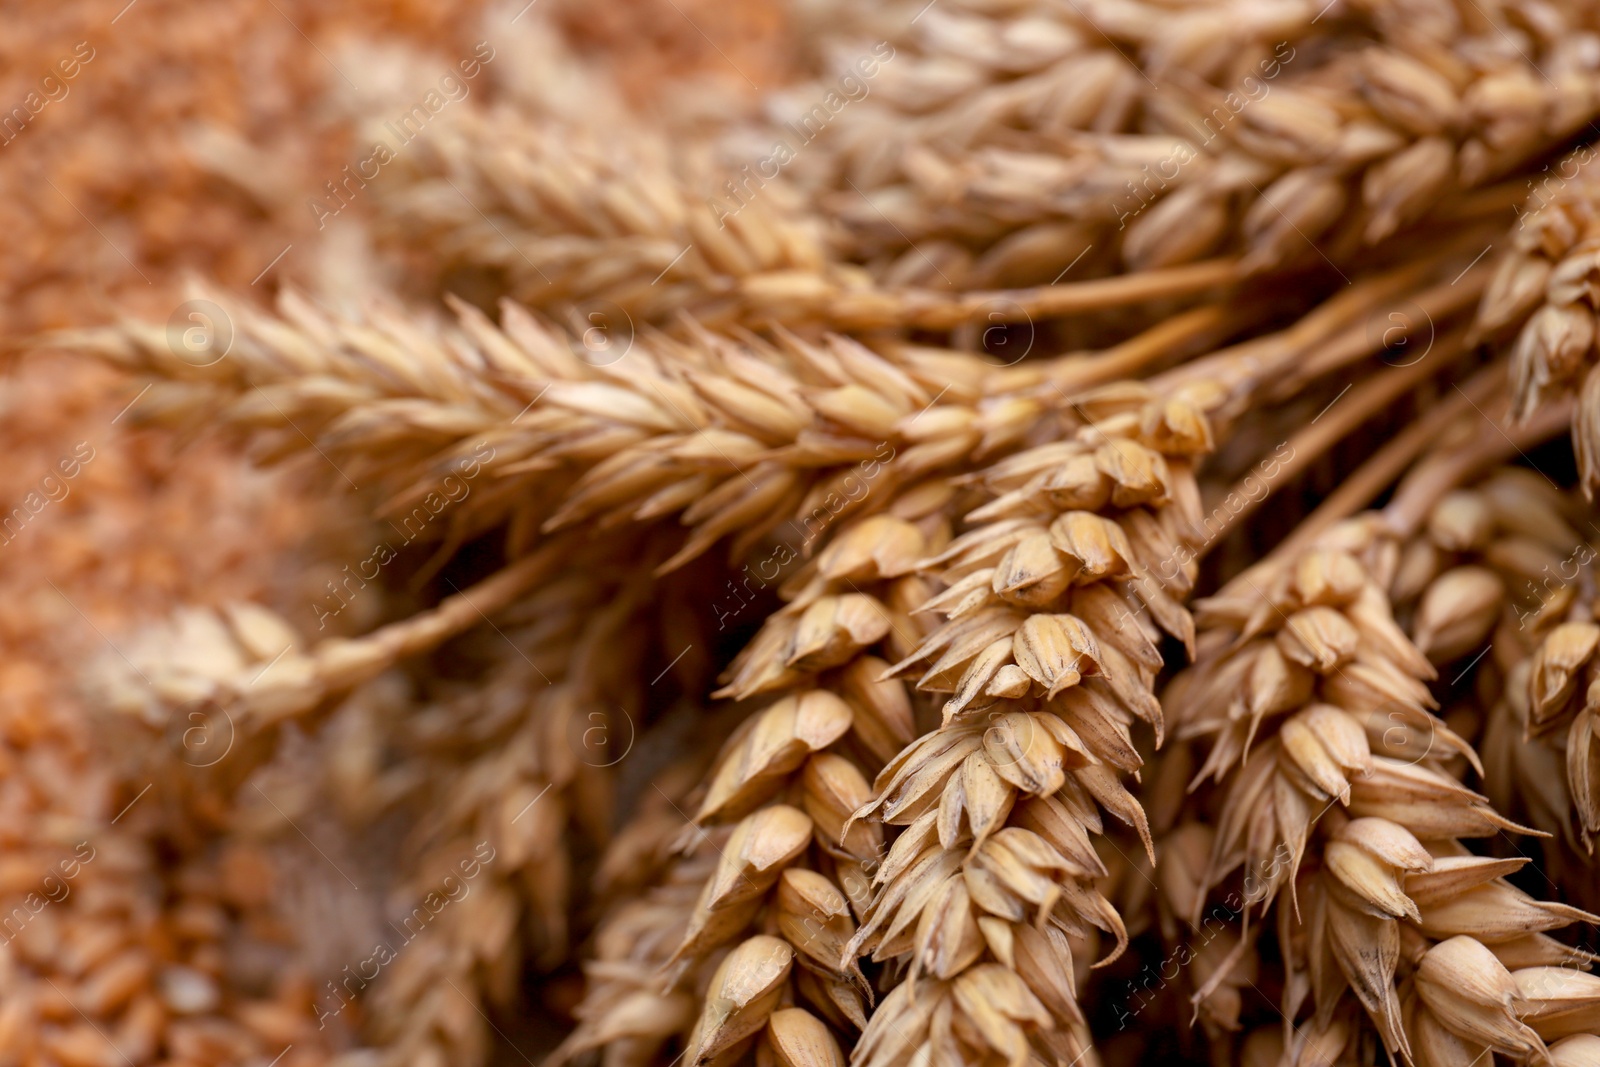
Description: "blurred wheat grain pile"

(17, 0), (1600, 1065)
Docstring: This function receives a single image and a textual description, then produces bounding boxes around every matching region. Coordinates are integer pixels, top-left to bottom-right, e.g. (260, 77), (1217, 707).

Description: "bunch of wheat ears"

(34, 0), (1600, 1064)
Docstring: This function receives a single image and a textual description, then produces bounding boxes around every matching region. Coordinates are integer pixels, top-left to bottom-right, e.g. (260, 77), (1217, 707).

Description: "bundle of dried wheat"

(31, 2), (1600, 1066)
(523, 246), (1503, 1066)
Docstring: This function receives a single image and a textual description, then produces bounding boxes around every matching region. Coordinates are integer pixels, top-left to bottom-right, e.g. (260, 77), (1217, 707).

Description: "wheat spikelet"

(38, 598), (365, 1066)
(1512, 612), (1600, 861)
(1389, 468), (1599, 869)
(358, 0), (1300, 306)
(1350, 445), (1600, 917)
(550, 473), (966, 1067)
(85, 603), (502, 1064)
(697, 0), (1322, 287)
(832, 385), (1219, 1067)
(354, 0), (1565, 312)
(364, 131), (1252, 330)
(474, 260), (1483, 1058)
(345, 33), (1261, 331)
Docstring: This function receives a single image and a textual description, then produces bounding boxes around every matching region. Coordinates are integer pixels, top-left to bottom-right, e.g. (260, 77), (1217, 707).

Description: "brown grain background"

(0, 0), (789, 739)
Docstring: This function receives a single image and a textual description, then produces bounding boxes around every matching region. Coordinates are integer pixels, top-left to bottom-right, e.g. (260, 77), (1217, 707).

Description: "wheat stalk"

(1155, 396), (1588, 1060)
(809, 0), (1600, 280)
(82, 528), (690, 1067)
(366, 105), (843, 326)
(42, 247), (1485, 590)
(1475, 144), (1600, 496)
(34, 281), (1258, 586)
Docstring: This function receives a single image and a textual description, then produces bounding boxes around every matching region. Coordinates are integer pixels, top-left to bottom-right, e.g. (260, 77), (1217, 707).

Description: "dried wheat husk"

(1095, 366), (1522, 1055)
(370, 0), (1334, 305)
(329, 28), (1259, 334)
(1391, 465), (1595, 836)
(350, 16), (1546, 335)
(799, 380), (1230, 1067)
(1389, 466), (1585, 666)
(1357, 413), (1600, 924)
(1514, 614), (1600, 855)
(1385, 466), (1594, 916)
(1375, 451), (1600, 911)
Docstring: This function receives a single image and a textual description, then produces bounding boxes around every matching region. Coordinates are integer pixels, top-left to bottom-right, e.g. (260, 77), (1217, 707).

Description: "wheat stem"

(1203, 331), (1472, 546)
